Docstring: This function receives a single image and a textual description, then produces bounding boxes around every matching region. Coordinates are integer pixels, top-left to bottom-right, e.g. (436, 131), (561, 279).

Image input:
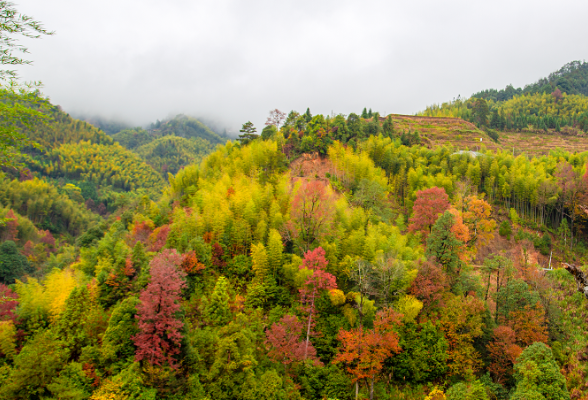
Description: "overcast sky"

(12, 0), (588, 134)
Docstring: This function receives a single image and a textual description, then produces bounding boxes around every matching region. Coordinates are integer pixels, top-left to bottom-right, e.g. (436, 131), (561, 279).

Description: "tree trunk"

(304, 295), (314, 360)
(485, 271), (491, 301)
(563, 263), (588, 299)
(494, 269), (500, 323)
(370, 377), (374, 400)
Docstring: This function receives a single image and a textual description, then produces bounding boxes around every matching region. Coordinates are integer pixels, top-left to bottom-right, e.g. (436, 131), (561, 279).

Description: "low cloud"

(13, 0), (588, 132)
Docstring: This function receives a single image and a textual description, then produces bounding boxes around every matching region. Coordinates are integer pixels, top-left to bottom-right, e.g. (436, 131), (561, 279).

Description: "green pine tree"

(425, 211), (463, 278)
(204, 276), (231, 326)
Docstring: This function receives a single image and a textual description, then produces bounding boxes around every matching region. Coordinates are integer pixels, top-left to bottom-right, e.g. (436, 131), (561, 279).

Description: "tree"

(1, 209), (18, 241)
(446, 381), (489, 400)
(473, 98), (489, 126)
(265, 109), (286, 128)
(267, 229), (283, 280)
(437, 294), (486, 378)
(426, 211), (464, 278)
(463, 195), (496, 248)
(334, 308), (402, 400)
(551, 87), (563, 103)
(408, 187), (451, 239)
(487, 325), (522, 384)
(0, 240), (31, 284)
(133, 249), (186, 369)
(555, 161), (581, 247)
(0, 330), (69, 398)
(382, 115), (395, 137)
(237, 121), (259, 145)
(288, 179), (336, 252)
(0, 1), (53, 79)
(0, 283), (18, 321)
(409, 260), (449, 312)
(299, 247), (337, 360)
(390, 321), (448, 383)
(1, 1), (53, 168)
(204, 276), (231, 326)
(101, 296), (140, 367)
(55, 285), (93, 359)
(265, 314), (320, 371)
(511, 342), (570, 400)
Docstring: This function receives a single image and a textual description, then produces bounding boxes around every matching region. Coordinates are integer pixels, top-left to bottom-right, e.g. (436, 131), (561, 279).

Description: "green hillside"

(150, 114), (226, 145)
(473, 60), (588, 101)
(135, 135), (215, 176)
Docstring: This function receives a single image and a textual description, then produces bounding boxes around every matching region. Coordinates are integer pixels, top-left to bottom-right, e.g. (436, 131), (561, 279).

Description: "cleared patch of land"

(386, 114), (588, 156)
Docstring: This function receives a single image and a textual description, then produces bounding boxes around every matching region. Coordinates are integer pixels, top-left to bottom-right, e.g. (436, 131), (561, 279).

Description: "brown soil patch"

(384, 114), (588, 156)
(289, 152), (335, 185)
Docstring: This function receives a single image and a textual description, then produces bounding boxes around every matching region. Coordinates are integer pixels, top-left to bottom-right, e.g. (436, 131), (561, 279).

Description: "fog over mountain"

(13, 0), (588, 132)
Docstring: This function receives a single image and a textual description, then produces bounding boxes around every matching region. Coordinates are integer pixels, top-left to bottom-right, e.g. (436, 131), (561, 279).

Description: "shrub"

(498, 220), (512, 240)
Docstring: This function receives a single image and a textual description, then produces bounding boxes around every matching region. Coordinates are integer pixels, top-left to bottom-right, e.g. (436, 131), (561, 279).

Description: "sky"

(11, 0), (588, 135)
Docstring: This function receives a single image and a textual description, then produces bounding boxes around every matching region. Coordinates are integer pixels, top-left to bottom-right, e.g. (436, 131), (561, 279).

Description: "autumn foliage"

(265, 314), (321, 369)
(288, 180), (336, 251)
(334, 308), (403, 386)
(299, 247), (337, 359)
(408, 187), (450, 239)
(133, 249), (186, 369)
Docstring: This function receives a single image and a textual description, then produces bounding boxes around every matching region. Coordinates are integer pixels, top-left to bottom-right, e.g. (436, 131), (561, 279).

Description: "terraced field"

(386, 114), (588, 156)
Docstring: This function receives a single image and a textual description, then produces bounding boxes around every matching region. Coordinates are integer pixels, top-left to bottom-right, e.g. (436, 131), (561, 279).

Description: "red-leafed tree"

(39, 230), (56, 253)
(265, 314), (321, 371)
(132, 220), (154, 244)
(408, 260), (449, 312)
(299, 247), (337, 359)
(148, 225), (170, 252)
(552, 87), (563, 103)
(408, 187), (451, 240)
(0, 283), (18, 322)
(1, 210), (18, 242)
(265, 109), (286, 128)
(487, 325), (522, 384)
(133, 249), (186, 369)
(288, 180), (336, 252)
(211, 243), (226, 269)
(334, 308), (403, 400)
(21, 240), (35, 259)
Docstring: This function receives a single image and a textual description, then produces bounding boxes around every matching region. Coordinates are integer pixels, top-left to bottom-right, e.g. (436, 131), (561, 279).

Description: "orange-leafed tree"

(448, 208), (471, 261)
(181, 251), (205, 274)
(408, 187), (451, 240)
(487, 325), (522, 384)
(334, 308), (403, 400)
(463, 195), (496, 248)
(508, 304), (548, 347)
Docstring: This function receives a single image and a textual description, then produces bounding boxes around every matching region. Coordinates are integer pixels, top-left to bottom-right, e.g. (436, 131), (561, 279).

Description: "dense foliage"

(472, 61), (588, 101)
(2, 63), (588, 399)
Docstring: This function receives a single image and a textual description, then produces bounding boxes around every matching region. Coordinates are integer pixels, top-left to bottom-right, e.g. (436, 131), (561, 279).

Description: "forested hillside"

(2, 94), (588, 400)
(110, 115), (224, 176)
(472, 60), (588, 101)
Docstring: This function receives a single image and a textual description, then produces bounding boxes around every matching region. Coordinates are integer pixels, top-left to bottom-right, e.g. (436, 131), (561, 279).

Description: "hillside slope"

(385, 114), (588, 156)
